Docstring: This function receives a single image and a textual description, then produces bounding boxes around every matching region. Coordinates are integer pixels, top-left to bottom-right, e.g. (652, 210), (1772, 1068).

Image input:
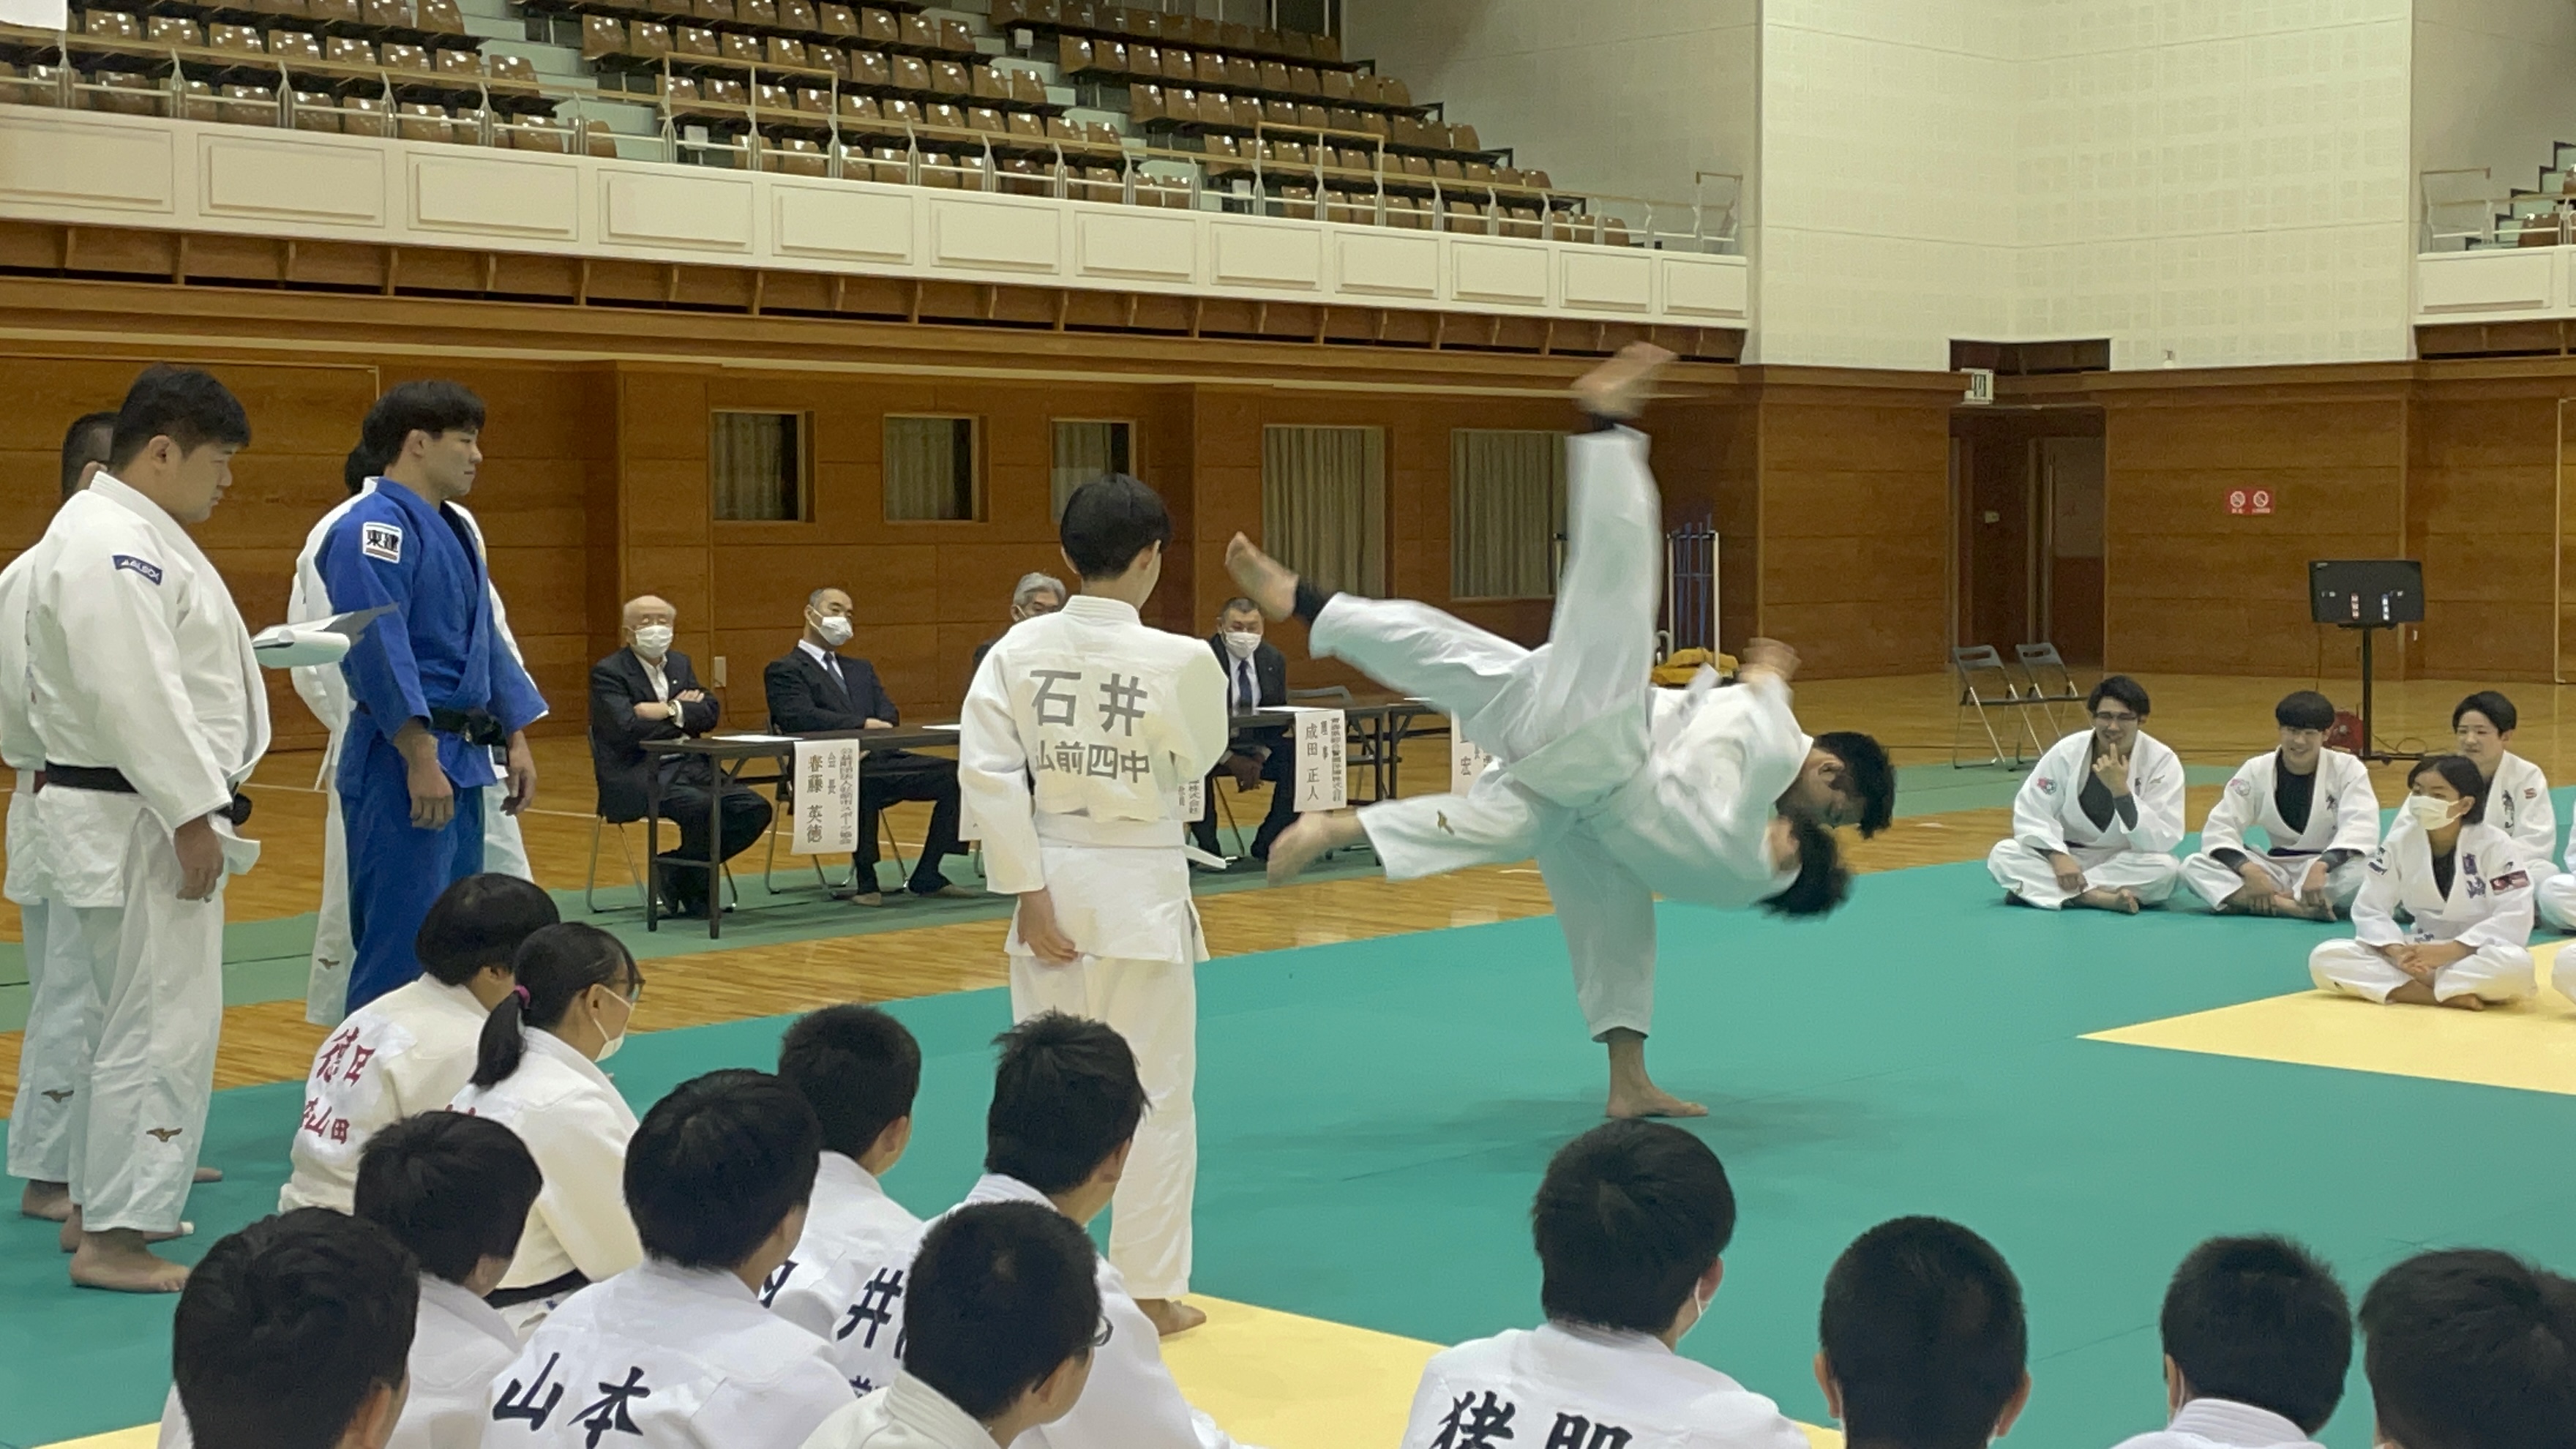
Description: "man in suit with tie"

(1192, 596), (1298, 862)
(765, 585), (970, 907)
(589, 595), (771, 918)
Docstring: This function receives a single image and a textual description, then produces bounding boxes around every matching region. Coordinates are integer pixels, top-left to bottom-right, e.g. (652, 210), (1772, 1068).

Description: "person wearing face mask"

(2309, 755), (2539, 1011)
(591, 594), (773, 918)
(450, 922), (647, 1329)
(1399, 1120), (1805, 1449)
(2181, 691), (2380, 920)
(1188, 599), (1296, 864)
(766, 586), (972, 907)
(967, 572), (1068, 694)
(1988, 674), (2184, 913)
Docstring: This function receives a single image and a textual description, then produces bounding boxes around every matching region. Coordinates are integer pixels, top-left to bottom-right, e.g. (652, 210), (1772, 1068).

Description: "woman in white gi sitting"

(450, 921), (645, 1325)
(1987, 675), (2184, 913)
(2309, 755), (2537, 1011)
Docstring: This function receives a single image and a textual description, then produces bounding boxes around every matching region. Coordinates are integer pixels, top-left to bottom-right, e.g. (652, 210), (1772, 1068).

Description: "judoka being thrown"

(1226, 344), (1895, 1119)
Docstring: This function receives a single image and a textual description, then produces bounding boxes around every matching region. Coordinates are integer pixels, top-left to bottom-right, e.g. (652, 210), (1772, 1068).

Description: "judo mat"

(8, 859), (2576, 1449)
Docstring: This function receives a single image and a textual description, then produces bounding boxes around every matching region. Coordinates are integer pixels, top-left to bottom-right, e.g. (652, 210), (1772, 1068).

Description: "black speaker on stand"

(2310, 560), (2424, 765)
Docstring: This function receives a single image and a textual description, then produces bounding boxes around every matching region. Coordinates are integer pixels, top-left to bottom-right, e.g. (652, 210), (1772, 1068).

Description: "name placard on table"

(792, 738), (861, 855)
(1287, 706), (1347, 812)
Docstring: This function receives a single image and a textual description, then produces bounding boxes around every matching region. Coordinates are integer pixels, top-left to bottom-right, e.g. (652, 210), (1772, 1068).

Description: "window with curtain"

(1262, 424), (1385, 596)
(709, 411), (806, 521)
(1450, 429), (1567, 599)
(884, 415), (979, 521)
(1051, 420), (1133, 521)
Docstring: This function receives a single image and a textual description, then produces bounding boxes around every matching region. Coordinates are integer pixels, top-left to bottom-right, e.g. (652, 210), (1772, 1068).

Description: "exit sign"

(2226, 488), (2274, 517)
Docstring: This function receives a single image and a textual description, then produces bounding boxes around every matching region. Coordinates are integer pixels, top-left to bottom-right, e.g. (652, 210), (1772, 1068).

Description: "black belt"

(353, 705), (507, 749)
(487, 1268), (588, 1310)
(44, 764), (252, 826)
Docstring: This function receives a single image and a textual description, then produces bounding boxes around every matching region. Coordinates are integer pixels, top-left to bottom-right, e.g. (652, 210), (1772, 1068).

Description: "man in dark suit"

(763, 585), (970, 906)
(1193, 596), (1298, 861)
(588, 594), (773, 917)
(965, 569), (1067, 694)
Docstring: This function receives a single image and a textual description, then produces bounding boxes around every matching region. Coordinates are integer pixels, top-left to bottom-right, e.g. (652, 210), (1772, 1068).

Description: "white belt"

(1033, 811), (1227, 870)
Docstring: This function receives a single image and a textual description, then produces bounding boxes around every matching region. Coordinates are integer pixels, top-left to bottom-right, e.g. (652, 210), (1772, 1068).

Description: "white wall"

(2413, 0), (2576, 248)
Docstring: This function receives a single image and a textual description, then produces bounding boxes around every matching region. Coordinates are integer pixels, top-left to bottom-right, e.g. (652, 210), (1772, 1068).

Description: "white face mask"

(630, 624), (673, 658)
(1223, 629), (1262, 662)
(2403, 794), (2462, 831)
(591, 989), (631, 1063)
(1676, 1276), (1714, 1346)
(812, 613), (854, 648)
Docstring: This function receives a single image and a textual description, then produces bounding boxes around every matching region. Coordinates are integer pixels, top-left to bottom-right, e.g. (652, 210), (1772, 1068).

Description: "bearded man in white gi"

(1986, 674), (2184, 913)
(2180, 690), (2379, 919)
(25, 365), (266, 1292)
(957, 472), (1229, 1338)
(1227, 345), (1895, 1120)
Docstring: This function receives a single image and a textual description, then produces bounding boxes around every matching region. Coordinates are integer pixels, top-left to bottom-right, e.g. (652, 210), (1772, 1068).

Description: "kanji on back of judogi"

(1025, 666), (1173, 789)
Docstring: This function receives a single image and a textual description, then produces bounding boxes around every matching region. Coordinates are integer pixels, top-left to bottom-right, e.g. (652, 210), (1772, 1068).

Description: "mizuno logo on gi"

(146, 1127), (184, 1142)
(361, 521), (403, 563)
(39, 1088), (71, 1103)
(111, 554), (162, 584)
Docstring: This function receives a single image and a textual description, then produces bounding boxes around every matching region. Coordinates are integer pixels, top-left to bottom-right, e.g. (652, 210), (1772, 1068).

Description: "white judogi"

(2482, 750), (2554, 866)
(278, 976), (490, 1211)
(449, 1028), (642, 1316)
(958, 594), (1229, 1303)
(1401, 1323), (1807, 1449)
(2108, 1396), (2326, 1449)
(1314, 428), (1804, 1041)
(2307, 817), (2536, 1005)
(1986, 729), (2184, 909)
(2180, 749), (2379, 911)
(292, 491), (533, 1027)
(25, 473), (266, 1234)
(801, 1376), (997, 1449)
(767, 1153), (925, 1350)
(481, 1259), (854, 1449)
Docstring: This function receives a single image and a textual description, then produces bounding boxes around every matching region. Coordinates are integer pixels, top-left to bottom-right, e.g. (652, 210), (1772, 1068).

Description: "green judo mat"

(7, 853), (2576, 1448)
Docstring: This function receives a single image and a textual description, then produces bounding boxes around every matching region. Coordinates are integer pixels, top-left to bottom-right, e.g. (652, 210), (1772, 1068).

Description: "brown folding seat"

(80, 72), (151, 117)
(859, 9), (896, 45)
(1441, 200), (1484, 233)
(251, 0), (311, 19)
(583, 120), (617, 156)
(1074, 164), (1119, 201)
(836, 91), (878, 123)
(849, 50), (888, 86)
(990, 0), (1030, 24)
(766, 37), (807, 67)
(1128, 44), (1158, 76)
(720, 34), (761, 64)
(288, 89), (337, 129)
(1059, 36), (1096, 72)
(328, 35), (375, 64)
(752, 80), (790, 111)
(214, 83), (277, 124)
(899, 12), (933, 49)
(1309, 32), (1339, 61)
(1219, 20), (1251, 49)
(741, 0), (776, 25)
(1389, 115), (1424, 147)
(340, 93), (392, 134)
(144, 15), (201, 46)
(817, 43), (849, 78)
(1199, 91), (1239, 128)
(915, 150), (956, 187)
(1094, 39), (1126, 72)
(881, 95), (920, 125)
(582, 16), (627, 59)
(1319, 67), (1352, 101)
(396, 101), (451, 141)
(310, 0), (361, 25)
(1261, 97), (1295, 127)
(362, 0), (411, 31)
(703, 76), (744, 104)
(208, 24), (261, 53)
(764, 136), (826, 175)
(1005, 109), (1044, 140)
(1082, 120), (1120, 149)
(648, 0), (690, 15)
(1280, 30), (1312, 56)
(1202, 132), (1240, 176)
(1251, 25), (1284, 51)
(1158, 46), (1191, 80)
(1463, 160), (1492, 182)
(504, 118), (566, 151)
(855, 142), (907, 183)
(890, 54), (928, 89)
(379, 42), (429, 70)
(631, 22), (671, 59)
(997, 156), (1046, 194)
(779, 0), (815, 32)
(937, 18), (970, 52)
(971, 64), (1007, 99)
(1045, 114), (1079, 143)
(269, 29), (324, 61)
(1287, 64), (1318, 93)
(1185, 15), (1216, 44)
(1276, 184), (1317, 220)
(819, 4), (854, 35)
(676, 26), (718, 56)
(1270, 139), (1306, 167)
(694, 0), (735, 20)
(795, 85), (831, 113)
(1128, 81), (1164, 122)
(930, 59), (970, 94)
(1258, 59), (1289, 91)
(1194, 51), (1224, 86)
(924, 100), (962, 130)
(1010, 69), (1045, 105)
(449, 105), (493, 141)
(1449, 122), (1480, 152)
(663, 75), (700, 102)
(965, 104), (1002, 133)
(417, 0), (464, 34)
(435, 49), (481, 77)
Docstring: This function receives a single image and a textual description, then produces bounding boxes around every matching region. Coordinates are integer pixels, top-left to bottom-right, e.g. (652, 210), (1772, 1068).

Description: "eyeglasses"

(1093, 1314), (1115, 1348)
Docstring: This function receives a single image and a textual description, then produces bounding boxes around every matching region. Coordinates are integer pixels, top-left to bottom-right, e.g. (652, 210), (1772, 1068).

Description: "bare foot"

(2217, 884), (2274, 916)
(2071, 887), (2141, 914)
(2279, 896), (2337, 922)
(1572, 341), (1677, 421)
(2443, 993), (2488, 1012)
(195, 1165), (222, 1184)
(1604, 1030), (1707, 1117)
(59, 1206), (190, 1253)
(20, 1180), (70, 1222)
(70, 1229), (190, 1293)
(1134, 1298), (1207, 1337)
(1224, 534), (1300, 622)
(1266, 812), (1363, 885)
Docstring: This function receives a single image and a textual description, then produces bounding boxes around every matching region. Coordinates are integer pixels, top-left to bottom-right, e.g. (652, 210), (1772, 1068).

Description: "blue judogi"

(318, 478), (546, 1013)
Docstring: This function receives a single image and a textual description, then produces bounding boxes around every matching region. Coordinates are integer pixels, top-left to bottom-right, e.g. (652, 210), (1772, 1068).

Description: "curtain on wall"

(1262, 424), (1385, 595)
(1052, 420), (1128, 520)
(1450, 429), (1566, 599)
(885, 416), (973, 520)
(711, 412), (798, 520)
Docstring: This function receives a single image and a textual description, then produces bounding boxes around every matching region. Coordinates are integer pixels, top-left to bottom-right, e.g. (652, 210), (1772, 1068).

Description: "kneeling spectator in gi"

(2111, 1235), (2349, 1449)
(1815, 1216), (2031, 1449)
(768, 1004), (927, 1339)
(2182, 692), (2378, 920)
(2309, 755), (2539, 1011)
(165, 1209), (417, 1449)
(2358, 1248), (2576, 1449)
(1987, 676), (2183, 913)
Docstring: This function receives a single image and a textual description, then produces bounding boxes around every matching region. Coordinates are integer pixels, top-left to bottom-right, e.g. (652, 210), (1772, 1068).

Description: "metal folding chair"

(2012, 643), (2087, 739)
(585, 812), (642, 913)
(1951, 645), (2048, 768)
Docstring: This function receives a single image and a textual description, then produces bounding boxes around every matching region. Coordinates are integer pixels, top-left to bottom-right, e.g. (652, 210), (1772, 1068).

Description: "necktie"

(1237, 659), (1255, 710)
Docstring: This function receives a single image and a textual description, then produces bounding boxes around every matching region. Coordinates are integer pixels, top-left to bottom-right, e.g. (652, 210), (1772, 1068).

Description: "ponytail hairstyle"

(1760, 816), (1852, 918)
(471, 922), (642, 1090)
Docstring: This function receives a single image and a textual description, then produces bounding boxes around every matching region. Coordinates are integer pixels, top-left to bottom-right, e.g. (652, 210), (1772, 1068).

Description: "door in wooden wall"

(1952, 411), (2032, 656)
(2040, 433), (2106, 666)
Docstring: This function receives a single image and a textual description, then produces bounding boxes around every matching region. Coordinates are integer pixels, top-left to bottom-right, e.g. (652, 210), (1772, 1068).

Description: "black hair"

(2160, 1235), (2352, 1434)
(625, 1069), (822, 1270)
(342, 441), (387, 495)
(2360, 1248), (2576, 1449)
(1760, 817), (1851, 918)
(353, 1110), (542, 1285)
(1532, 1120), (1735, 1335)
(903, 1201), (1102, 1421)
(471, 922), (640, 1089)
(107, 364), (250, 472)
(2088, 674), (2152, 719)
(1219, 596), (1259, 618)
(173, 1209), (417, 1449)
(2275, 691), (2337, 733)
(2408, 755), (2490, 825)
(777, 1003), (923, 1163)
(1814, 730), (1895, 837)
(59, 411), (114, 498)
(359, 379), (487, 466)
(2454, 690), (2520, 736)
(1819, 1216), (2028, 1449)
(416, 874), (559, 989)
(1058, 473), (1172, 580)
(986, 1012), (1148, 1194)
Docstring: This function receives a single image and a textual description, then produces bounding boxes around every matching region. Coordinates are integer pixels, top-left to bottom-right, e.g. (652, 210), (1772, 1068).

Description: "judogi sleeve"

(1052, 1292), (1244, 1449)
(482, 618), (547, 737)
(286, 532), (353, 735)
(318, 511), (433, 730)
(2198, 761), (2258, 861)
(958, 648), (1042, 894)
(1396, 1359), (1458, 1448)
(694, 1357), (854, 1448)
(2012, 738), (2074, 855)
(2461, 841), (2536, 951)
(2519, 765), (2558, 865)
(2122, 741), (2186, 853)
(2351, 842), (2405, 948)
(1668, 673), (1808, 877)
(0, 564), (42, 768)
(1161, 648), (1232, 779)
(49, 543), (233, 828)
(533, 1092), (643, 1282)
(2326, 754), (2381, 855)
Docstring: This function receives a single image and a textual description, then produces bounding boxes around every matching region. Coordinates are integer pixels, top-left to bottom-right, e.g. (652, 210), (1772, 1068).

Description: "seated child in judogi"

(1399, 1120), (1806, 1449)
(767, 1006), (927, 1351)
(2180, 692), (2379, 920)
(799, 1202), (1100, 1449)
(165, 1210), (416, 1449)
(815, 1014), (1259, 1449)
(280, 875), (558, 1213)
(2308, 755), (2541, 1011)
(2109, 1235), (2348, 1449)
(482, 1071), (853, 1449)
(1987, 675), (2184, 913)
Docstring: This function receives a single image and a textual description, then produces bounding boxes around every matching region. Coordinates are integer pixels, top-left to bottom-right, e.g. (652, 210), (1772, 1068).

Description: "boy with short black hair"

(769, 1004), (928, 1337)
(1816, 1216), (2031, 1449)
(2359, 1248), (2576, 1449)
(486, 1070), (853, 1448)
(282, 874), (559, 1211)
(2182, 694), (2380, 920)
(2453, 691), (2554, 864)
(2111, 1235), (2348, 1449)
(168, 1208), (418, 1449)
(801, 1200), (1102, 1449)
(1401, 1120), (1804, 1449)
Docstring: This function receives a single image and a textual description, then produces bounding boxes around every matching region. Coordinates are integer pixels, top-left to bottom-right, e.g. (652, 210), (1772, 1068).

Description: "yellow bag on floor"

(1652, 648), (1737, 688)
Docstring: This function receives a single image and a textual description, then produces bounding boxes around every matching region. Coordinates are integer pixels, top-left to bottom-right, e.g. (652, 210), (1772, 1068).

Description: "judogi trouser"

(1006, 839), (1199, 1302)
(7, 896), (94, 1185)
(2308, 940), (2536, 1005)
(2536, 872), (2576, 935)
(339, 727), (487, 1014)
(2179, 850), (2367, 913)
(1986, 839), (2181, 910)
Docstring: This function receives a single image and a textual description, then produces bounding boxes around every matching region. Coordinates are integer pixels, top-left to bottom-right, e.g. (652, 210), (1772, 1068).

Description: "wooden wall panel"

(1756, 398), (1951, 678)
(2405, 396), (2556, 681)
